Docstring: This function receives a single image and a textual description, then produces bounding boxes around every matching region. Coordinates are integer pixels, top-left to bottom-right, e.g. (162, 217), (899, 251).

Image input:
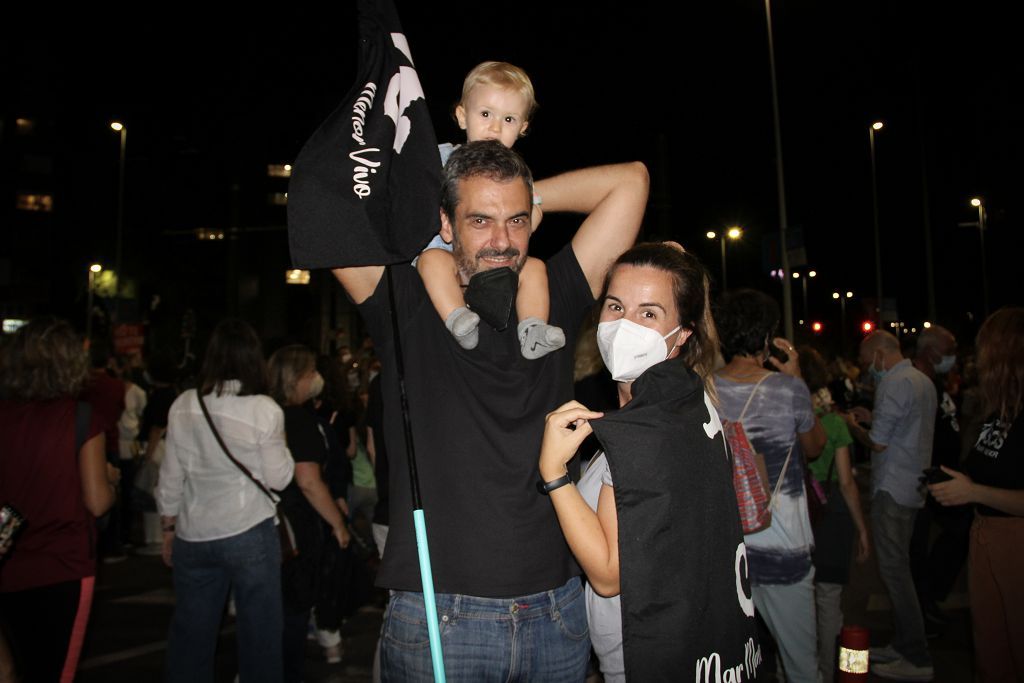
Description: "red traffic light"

(812, 321), (823, 333)
(861, 321), (874, 333)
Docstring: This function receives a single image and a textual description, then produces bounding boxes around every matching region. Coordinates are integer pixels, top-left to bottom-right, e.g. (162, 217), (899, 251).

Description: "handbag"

(197, 392), (298, 561)
(722, 374), (796, 535)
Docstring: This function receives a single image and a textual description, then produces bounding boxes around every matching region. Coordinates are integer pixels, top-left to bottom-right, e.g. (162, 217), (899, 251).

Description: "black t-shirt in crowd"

(367, 374), (389, 526)
(966, 415), (1021, 517)
(281, 405), (329, 511)
(358, 245), (593, 597)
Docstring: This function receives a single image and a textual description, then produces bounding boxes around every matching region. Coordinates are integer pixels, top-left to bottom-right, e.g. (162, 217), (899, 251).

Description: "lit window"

(286, 269), (310, 285)
(268, 192), (288, 206)
(15, 118), (34, 134)
(267, 164), (293, 178)
(16, 194), (53, 212)
(3, 319), (28, 334)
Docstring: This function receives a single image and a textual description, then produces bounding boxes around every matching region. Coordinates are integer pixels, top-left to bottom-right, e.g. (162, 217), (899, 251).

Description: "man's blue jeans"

(380, 577), (590, 682)
(871, 490), (932, 666)
(165, 517), (283, 683)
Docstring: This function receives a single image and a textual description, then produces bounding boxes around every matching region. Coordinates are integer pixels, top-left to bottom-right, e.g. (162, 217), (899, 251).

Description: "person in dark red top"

(0, 317), (119, 683)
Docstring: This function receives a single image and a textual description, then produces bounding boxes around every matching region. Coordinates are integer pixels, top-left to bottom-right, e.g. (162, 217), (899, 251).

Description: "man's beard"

(452, 233), (526, 281)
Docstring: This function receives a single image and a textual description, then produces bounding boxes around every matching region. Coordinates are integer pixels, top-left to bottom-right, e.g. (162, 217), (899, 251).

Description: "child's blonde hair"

(458, 61), (538, 122)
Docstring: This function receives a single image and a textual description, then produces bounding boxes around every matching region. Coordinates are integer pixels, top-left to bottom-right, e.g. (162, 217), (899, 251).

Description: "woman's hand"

(855, 529), (871, 564)
(332, 524), (351, 550)
(929, 467), (975, 507)
(539, 401), (603, 481)
(767, 337), (801, 377)
(161, 530), (175, 567)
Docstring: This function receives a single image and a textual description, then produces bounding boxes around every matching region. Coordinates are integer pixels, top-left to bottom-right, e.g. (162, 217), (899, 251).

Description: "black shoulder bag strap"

(197, 391), (278, 504)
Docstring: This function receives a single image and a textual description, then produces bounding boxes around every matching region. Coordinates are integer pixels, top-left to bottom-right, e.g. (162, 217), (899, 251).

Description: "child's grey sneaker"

(518, 317), (566, 360)
(446, 306), (480, 349)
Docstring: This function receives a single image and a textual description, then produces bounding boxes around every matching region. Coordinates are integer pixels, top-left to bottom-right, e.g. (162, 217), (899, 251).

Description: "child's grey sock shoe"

(445, 306), (480, 350)
(518, 317), (566, 359)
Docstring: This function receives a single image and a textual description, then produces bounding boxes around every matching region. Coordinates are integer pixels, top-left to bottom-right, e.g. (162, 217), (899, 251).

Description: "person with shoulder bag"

(157, 319), (294, 683)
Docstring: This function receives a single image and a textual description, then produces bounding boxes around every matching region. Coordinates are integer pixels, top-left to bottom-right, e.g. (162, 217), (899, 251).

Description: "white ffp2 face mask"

(597, 319), (682, 382)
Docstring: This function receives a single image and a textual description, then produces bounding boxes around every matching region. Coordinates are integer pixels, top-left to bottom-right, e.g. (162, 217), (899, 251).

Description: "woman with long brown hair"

(0, 317), (118, 683)
(158, 319), (294, 683)
(930, 307), (1024, 681)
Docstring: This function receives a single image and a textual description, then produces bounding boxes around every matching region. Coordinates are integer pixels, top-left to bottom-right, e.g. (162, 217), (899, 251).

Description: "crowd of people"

(0, 57), (1021, 683)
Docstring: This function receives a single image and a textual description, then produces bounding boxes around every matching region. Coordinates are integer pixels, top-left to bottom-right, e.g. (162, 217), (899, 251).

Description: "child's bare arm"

(516, 256), (550, 323)
(417, 248), (465, 320)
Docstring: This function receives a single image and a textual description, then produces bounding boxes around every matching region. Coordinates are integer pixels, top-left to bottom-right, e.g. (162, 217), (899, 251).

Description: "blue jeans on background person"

(752, 567), (819, 683)
(165, 517), (283, 683)
(380, 577), (590, 682)
(871, 490), (932, 667)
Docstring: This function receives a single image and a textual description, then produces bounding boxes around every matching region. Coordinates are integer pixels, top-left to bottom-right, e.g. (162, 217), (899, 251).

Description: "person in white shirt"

(157, 319), (295, 683)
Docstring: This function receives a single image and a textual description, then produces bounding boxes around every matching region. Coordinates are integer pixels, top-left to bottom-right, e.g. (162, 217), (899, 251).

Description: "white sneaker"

(869, 644), (901, 664)
(872, 657), (934, 681)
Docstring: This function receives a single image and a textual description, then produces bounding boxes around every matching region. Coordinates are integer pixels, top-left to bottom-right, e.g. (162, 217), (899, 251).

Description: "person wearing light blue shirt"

(847, 330), (936, 681)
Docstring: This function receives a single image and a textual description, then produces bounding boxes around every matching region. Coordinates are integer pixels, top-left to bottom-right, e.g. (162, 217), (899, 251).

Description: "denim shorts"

(380, 576), (590, 682)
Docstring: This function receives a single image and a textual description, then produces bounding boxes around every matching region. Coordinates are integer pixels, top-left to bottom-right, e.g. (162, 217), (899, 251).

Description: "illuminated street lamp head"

(923, 321), (932, 329)
(846, 291), (853, 298)
(970, 197), (982, 207)
(110, 122), (124, 132)
(89, 263), (102, 273)
(706, 231), (717, 240)
(808, 270), (817, 278)
(832, 292), (840, 300)
(792, 272), (800, 279)
(872, 121), (884, 131)
(727, 227), (742, 240)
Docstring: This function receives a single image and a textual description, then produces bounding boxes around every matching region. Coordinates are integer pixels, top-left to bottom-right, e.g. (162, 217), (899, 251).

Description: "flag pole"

(385, 265), (446, 682)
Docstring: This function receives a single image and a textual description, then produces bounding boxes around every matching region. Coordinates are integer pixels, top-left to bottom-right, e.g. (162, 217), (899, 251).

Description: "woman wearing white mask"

(539, 243), (759, 683)
(267, 345), (350, 682)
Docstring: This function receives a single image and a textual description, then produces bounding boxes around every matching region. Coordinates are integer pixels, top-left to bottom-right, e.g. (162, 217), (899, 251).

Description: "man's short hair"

(441, 140), (533, 224)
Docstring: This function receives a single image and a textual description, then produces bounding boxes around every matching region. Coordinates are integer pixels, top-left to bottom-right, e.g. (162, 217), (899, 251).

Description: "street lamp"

(86, 264), (102, 341)
(833, 289), (854, 354)
(110, 121), (127, 321)
(793, 269), (817, 321)
(869, 121), (884, 318)
(706, 227), (742, 290)
(970, 197), (990, 315)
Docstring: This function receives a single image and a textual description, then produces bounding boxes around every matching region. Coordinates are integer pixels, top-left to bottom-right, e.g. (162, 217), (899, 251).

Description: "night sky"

(5, 1), (1021, 347)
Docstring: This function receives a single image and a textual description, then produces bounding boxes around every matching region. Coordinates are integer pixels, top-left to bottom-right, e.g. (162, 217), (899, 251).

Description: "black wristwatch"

(537, 472), (572, 495)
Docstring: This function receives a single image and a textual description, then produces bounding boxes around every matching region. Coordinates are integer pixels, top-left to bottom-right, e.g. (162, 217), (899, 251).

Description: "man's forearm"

(534, 162), (648, 215)
(847, 419), (885, 453)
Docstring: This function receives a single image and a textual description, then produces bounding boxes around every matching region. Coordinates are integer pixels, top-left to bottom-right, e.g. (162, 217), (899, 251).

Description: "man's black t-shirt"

(358, 245), (593, 597)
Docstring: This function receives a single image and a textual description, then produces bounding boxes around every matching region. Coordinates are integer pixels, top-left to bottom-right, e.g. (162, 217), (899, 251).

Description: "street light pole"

(706, 227), (742, 291)
(971, 197), (990, 315)
(111, 122), (127, 321)
(833, 290), (853, 355)
(764, 0), (794, 341)
(869, 121), (884, 321)
(794, 269), (816, 321)
(86, 264), (102, 341)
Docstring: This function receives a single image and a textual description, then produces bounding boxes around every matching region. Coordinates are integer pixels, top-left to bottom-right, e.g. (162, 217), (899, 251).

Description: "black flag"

(591, 361), (762, 682)
(288, 0), (441, 269)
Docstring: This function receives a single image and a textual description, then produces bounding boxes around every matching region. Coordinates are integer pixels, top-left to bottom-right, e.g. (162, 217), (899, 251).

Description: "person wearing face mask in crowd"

(268, 345), (351, 682)
(845, 330), (936, 681)
(539, 243), (760, 683)
(712, 289), (826, 683)
(907, 325), (970, 635)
